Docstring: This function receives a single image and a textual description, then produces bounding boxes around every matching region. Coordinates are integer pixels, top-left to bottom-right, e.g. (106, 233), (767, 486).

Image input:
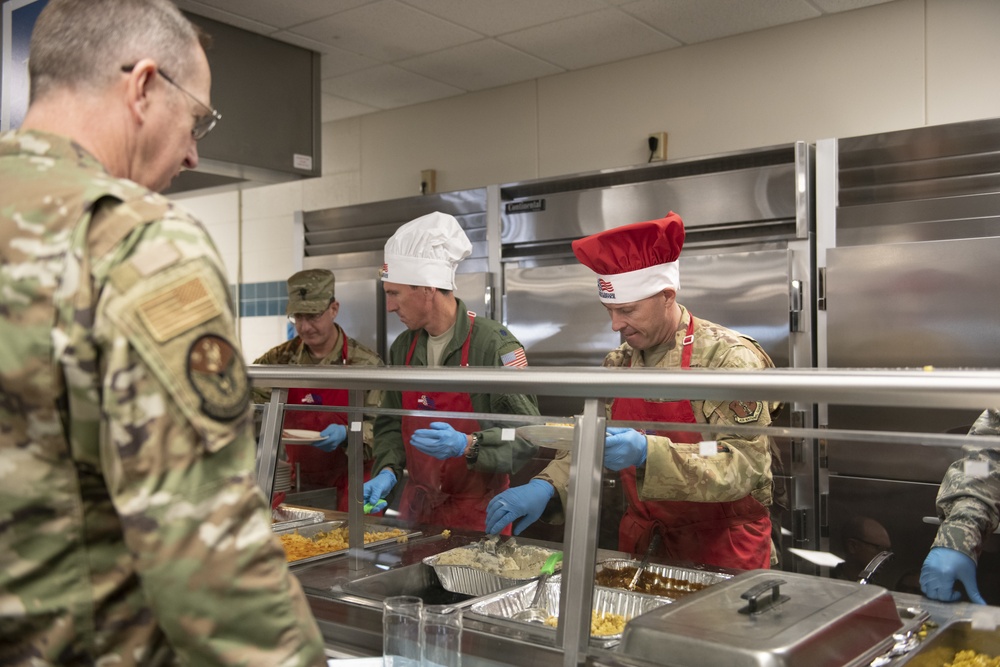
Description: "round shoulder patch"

(187, 334), (250, 421)
(729, 400), (763, 424)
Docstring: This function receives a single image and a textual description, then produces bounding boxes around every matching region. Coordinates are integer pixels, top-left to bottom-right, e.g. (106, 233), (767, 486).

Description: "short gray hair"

(29, 0), (207, 102)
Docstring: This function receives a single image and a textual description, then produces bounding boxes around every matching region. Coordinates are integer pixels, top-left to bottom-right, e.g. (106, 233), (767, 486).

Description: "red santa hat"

(571, 212), (684, 304)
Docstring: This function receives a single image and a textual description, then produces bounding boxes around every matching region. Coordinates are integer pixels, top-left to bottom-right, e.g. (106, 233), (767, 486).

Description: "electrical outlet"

(420, 169), (437, 195)
(648, 132), (668, 161)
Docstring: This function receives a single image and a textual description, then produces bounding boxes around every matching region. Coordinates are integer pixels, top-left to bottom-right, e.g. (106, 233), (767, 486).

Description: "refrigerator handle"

(789, 280), (804, 332)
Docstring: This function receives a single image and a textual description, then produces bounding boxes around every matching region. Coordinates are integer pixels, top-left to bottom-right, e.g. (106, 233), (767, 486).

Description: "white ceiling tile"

(322, 65), (464, 109)
(175, 0), (278, 35)
(397, 39), (564, 91)
(619, 0), (821, 45)
(180, 0), (373, 30)
(270, 31), (381, 77)
(498, 9), (681, 70)
(320, 48), (383, 79)
(321, 94), (381, 123)
(289, 0), (482, 61)
(398, 0), (607, 36)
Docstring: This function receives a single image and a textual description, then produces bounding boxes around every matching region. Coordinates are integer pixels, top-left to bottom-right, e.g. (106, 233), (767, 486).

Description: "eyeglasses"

(288, 312), (328, 326)
(121, 64), (222, 140)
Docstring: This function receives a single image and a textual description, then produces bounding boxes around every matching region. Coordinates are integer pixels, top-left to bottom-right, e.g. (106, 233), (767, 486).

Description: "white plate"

(281, 428), (323, 444)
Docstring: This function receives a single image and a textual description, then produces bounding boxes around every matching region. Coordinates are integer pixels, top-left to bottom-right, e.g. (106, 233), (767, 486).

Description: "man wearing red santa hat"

(485, 212), (779, 570)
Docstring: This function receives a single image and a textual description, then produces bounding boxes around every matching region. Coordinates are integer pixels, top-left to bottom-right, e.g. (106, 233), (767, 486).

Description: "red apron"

(400, 313), (510, 533)
(284, 327), (372, 512)
(615, 314), (771, 570)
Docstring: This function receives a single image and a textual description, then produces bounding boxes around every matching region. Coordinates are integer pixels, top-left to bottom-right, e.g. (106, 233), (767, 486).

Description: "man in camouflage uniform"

(254, 268), (383, 511)
(486, 213), (779, 570)
(0, 1), (325, 664)
(920, 408), (1000, 604)
(363, 212), (539, 531)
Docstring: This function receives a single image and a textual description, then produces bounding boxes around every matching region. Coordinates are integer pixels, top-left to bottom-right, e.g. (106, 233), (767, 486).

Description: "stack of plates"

(273, 460), (292, 492)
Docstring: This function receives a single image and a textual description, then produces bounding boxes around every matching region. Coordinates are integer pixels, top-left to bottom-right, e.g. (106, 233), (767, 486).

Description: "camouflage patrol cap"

(286, 269), (335, 315)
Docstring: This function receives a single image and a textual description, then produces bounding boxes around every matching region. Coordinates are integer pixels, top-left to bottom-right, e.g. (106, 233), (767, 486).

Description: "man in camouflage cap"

(486, 213), (780, 570)
(254, 268), (383, 512)
(920, 408), (1000, 605)
(0, 0), (324, 664)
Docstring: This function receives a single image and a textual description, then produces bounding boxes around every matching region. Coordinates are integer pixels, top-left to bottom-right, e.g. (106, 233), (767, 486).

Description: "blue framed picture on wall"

(2, 0), (48, 130)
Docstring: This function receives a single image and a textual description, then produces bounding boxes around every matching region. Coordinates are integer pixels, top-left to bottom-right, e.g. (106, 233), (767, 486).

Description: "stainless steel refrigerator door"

(503, 263), (618, 370)
(678, 248), (793, 369)
(331, 278), (379, 354)
(824, 238), (1000, 481)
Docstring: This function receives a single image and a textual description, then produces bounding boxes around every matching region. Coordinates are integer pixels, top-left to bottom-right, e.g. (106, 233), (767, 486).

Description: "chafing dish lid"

(620, 570), (903, 667)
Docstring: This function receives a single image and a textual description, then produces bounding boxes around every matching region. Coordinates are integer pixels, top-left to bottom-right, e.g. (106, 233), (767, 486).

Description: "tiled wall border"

(235, 281), (288, 317)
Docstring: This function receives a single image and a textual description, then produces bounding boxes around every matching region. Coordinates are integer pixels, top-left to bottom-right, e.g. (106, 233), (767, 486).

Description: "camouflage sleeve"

(932, 410), (1000, 561)
(467, 328), (541, 474)
(641, 344), (773, 505)
(94, 217), (325, 666)
(372, 388), (406, 479)
(536, 451), (571, 524)
(250, 345), (289, 404)
(348, 340), (384, 449)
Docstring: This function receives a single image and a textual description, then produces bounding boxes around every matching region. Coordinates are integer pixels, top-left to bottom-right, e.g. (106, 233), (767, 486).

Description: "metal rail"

(249, 364), (1000, 666)
(249, 365), (1000, 409)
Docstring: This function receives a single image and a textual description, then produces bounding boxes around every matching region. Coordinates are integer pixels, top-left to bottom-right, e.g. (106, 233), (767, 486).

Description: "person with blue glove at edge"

(365, 212), (539, 532)
(253, 269), (383, 511)
(486, 213), (780, 570)
(920, 409), (1000, 604)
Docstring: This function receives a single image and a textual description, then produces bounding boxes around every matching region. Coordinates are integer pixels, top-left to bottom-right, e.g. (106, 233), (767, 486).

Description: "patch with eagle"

(729, 400), (763, 423)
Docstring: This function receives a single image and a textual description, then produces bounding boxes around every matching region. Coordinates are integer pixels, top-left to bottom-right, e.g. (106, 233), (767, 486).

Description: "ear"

(123, 59), (158, 126)
(329, 300), (340, 320)
(662, 288), (677, 306)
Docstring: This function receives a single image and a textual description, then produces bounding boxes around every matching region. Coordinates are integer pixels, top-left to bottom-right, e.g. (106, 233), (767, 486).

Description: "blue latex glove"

(363, 468), (397, 511)
(485, 479), (555, 535)
(312, 423), (347, 452)
(410, 422), (468, 460)
(603, 427), (647, 471)
(920, 546), (986, 604)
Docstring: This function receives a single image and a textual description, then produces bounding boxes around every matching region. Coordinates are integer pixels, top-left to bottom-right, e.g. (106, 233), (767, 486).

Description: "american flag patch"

(501, 347), (528, 367)
(597, 278), (616, 299)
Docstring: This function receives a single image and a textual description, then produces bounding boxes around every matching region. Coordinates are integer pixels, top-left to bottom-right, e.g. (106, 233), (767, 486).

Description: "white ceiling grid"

(171, 0), (896, 122)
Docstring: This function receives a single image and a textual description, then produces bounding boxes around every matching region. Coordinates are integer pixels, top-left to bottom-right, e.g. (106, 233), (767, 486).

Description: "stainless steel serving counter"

(250, 365), (1000, 666)
(286, 524), (1000, 666)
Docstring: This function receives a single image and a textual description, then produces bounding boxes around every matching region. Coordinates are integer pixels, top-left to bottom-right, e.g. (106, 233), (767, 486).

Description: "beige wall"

(172, 0), (1000, 361)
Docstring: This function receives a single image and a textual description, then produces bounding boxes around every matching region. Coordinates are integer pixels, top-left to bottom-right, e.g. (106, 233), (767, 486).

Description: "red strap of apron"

(630, 313), (696, 369)
(405, 312), (475, 367)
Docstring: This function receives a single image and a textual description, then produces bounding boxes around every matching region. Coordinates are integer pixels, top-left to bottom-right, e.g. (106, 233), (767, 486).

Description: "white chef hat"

(380, 211), (472, 290)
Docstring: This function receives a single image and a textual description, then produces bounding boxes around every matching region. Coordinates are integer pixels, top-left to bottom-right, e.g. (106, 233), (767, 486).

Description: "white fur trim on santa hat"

(595, 261), (679, 304)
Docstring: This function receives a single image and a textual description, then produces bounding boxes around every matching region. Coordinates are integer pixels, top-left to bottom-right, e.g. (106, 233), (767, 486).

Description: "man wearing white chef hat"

(364, 211), (540, 531)
(486, 212), (781, 570)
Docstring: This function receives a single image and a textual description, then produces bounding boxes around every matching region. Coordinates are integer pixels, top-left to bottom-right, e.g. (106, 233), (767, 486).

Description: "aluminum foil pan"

(271, 505), (325, 532)
(467, 575), (669, 648)
(595, 559), (732, 600)
(276, 520), (420, 567)
(423, 545), (560, 597)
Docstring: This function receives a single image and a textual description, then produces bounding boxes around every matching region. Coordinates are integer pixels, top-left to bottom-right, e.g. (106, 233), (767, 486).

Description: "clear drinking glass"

(383, 595), (422, 667)
(421, 604), (462, 667)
